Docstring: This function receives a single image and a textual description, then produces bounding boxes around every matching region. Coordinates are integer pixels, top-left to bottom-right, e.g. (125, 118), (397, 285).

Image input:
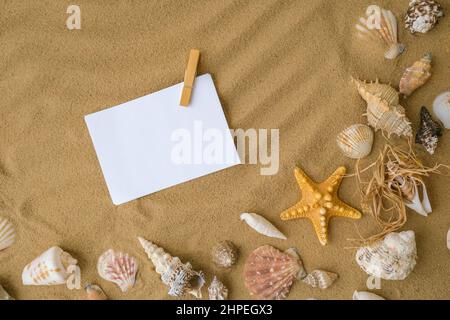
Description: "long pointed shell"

(400, 53), (432, 96)
(208, 276), (228, 300)
(97, 249), (138, 293)
(85, 283), (108, 300)
(302, 270), (338, 289)
(433, 92), (450, 129)
(138, 237), (205, 298)
(243, 245), (305, 300)
(240, 213), (287, 240)
(416, 106), (442, 155)
(22, 246), (79, 286)
(336, 124), (374, 159)
(353, 78), (412, 138)
(0, 284), (14, 300)
(211, 241), (238, 268)
(356, 5), (405, 59)
(0, 217), (16, 251)
(356, 231), (417, 280)
(353, 290), (385, 300)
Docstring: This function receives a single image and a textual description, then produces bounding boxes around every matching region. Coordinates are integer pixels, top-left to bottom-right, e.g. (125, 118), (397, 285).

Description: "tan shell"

(302, 270), (338, 289)
(356, 5), (405, 59)
(336, 124), (374, 159)
(0, 284), (14, 300)
(353, 78), (412, 138)
(353, 290), (385, 300)
(400, 53), (432, 96)
(211, 241), (238, 268)
(97, 249), (138, 293)
(243, 245), (306, 300)
(0, 217), (16, 251)
(208, 276), (228, 300)
(85, 283), (108, 300)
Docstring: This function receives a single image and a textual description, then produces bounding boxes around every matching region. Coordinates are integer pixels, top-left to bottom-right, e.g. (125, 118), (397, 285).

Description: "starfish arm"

(321, 166), (346, 194)
(330, 199), (362, 219)
(309, 214), (329, 246)
(280, 201), (309, 221)
(294, 167), (316, 192)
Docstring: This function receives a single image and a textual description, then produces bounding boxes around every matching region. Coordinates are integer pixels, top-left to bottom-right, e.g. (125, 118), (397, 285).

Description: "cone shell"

(85, 283), (108, 300)
(243, 245), (305, 300)
(356, 5), (405, 59)
(0, 284), (14, 300)
(356, 231), (417, 280)
(208, 276), (228, 300)
(433, 91), (450, 129)
(22, 246), (78, 286)
(97, 249), (138, 293)
(353, 78), (412, 138)
(336, 124), (374, 159)
(415, 106), (442, 154)
(0, 217), (15, 251)
(353, 290), (385, 300)
(211, 241), (238, 268)
(405, 0), (444, 34)
(400, 53), (432, 96)
(138, 237), (205, 298)
(240, 212), (287, 240)
(302, 270), (338, 289)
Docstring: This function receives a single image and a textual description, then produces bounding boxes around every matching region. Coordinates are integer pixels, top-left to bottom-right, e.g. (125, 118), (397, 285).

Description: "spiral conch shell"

(0, 217), (16, 252)
(211, 240), (238, 268)
(353, 78), (413, 138)
(22, 246), (81, 289)
(356, 5), (405, 60)
(336, 124), (374, 159)
(400, 53), (432, 97)
(208, 276), (228, 300)
(405, 0), (444, 34)
(138, 237), (205, 298)
(356, 231), (417, 280)
(97, 249), (138, 293)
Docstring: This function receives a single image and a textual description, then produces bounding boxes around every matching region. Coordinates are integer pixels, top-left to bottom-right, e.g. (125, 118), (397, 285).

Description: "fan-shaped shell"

(353, 78), (413, 138)
(208, 276), (228, 300)
(433, 92), (450, 129)
(405, 0), (444, 34)
(211, 241), (238, 268)
(0, 217), (15, 251)
(97, 249), (138, 293)
(400, 53), (432, 96)
(302, 270), (338, 289)
(243, 245), (305, 300)
(356, 231), (417, 280)
(336, 124), (374, 159)
(356, 5), (405, 59)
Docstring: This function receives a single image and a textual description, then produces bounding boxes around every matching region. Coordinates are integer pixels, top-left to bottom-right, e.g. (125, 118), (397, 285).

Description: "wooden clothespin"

(180, 49), (200, 107)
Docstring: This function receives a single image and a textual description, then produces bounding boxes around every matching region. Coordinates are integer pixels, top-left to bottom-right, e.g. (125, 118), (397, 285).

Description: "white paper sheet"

(85, 74), (241, 205)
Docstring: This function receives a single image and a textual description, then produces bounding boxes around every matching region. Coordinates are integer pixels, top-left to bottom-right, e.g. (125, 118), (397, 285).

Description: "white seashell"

(138, 237), (205, 298)
(404, 179), (432, 217)
(208, 276), (228, 300)
(336, 124), (374, 159)
(0, 217), (16, 251)
(97, 249), (138, 293)
(356, 5), (405, 59)
(447, 229), (450, 250)
(433, 92), (450, 129)
(302, 270), (338, 289)
(22, 246), (80, 288)
(240, 213), (287, 240)
(0, 284), (14, 300)
(356, 231), (417, 280)
(353, 290), (385, 300)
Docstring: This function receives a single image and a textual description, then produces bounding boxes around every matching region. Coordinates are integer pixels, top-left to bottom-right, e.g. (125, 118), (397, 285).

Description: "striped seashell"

(302, 270), (338, 289)
(0, 217), (15, 251)
(336, 124), (374, 159)
(400, 53), (432, 97)
(97, 249), (138, 293)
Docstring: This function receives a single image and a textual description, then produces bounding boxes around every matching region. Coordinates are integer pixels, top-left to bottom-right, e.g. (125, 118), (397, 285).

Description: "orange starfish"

(280, 166), (362, 246)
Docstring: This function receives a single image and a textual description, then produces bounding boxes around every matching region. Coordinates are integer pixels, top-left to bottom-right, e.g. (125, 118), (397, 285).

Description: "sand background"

(0, 0), (449, 300)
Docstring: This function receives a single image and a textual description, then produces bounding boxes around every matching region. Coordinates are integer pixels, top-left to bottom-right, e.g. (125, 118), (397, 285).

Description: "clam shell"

(97, 249), (138, 293)
(356, 5), (405, 59)
(0, 284), (14, 300)
(353, 290), (385, 300)
(336, 124), (374, 159)
(405, 0), (444, 34)
(211, 241), (238, 268)
(400, 53), (432, 96)
(0, 217), (16, 251)
(240, 213), (287, 240)
(356, 231), (417, 280)
(302, 270), (338, 289)
(243, 245), (305, 300)
(208, 276), (228, 300)
(433, 91), (450, 129)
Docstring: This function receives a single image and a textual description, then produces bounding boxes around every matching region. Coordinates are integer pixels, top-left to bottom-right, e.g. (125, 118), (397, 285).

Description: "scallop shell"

(211, 241), (238, 268)
(0, 217), (16, 251)
(400, 53), (432, 96)
(22, 246), (80, 287)
(0, 284), (14, 300)
(208, 276), (228, 300)
(356, 231), (417, 280)
(405, 0), (444, 34)
(138, 237), (205, 298)
(353, 78), (413, 138)
(302, 270), (338, 289)
(433, 91), (450, 129)
(353, 290), (385, 300)
(336, 124), (374, 159)
(97, 249), (138, 293)
(415, 106), (442, 155)
(356, 5), (405, 59)
(240, 213), (287, 240)
(85, 283), (108, 300)
(243, 245), (306, 300)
